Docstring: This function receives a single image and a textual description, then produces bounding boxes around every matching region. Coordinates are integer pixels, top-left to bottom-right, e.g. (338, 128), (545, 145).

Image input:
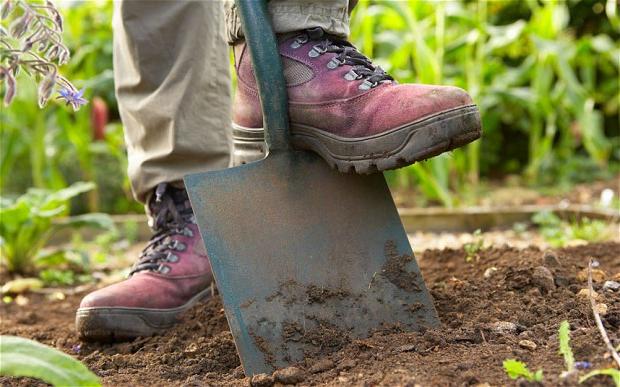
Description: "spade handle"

(235, 0), (290, 152)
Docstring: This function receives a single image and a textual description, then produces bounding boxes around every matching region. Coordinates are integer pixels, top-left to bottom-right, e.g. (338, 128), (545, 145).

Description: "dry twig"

(588, 258), (620, 368)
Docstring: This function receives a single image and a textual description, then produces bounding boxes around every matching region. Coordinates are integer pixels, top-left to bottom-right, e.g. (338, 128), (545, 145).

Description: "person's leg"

(118, 0), (231, 204)
(226, 0), (353, 43)
(76, 0), (230, 340)
(227, 0), (481, 173)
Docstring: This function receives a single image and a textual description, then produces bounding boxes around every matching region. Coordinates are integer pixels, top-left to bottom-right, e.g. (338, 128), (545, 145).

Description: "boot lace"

(291, 27), (393, 90)
(129, 183), (193, 275)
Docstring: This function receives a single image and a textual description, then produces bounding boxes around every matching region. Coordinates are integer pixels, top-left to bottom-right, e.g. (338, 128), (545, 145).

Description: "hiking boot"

(76, 183), (213, 341)
(233, 28), (481, 173)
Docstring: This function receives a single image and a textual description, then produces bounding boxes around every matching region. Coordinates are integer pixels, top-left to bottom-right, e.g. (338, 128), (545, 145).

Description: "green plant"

(532, 210), (612, 247)
(1, 1), (141, 214)
(503, 359), (544, 382)
(0, 335), (100, 386)
(0, 181), (113, 274)
(559, 320), (575, 374)
(579, 368), (620, 386)
(350, 0), (619, 201)
(464, 229), (484, 262)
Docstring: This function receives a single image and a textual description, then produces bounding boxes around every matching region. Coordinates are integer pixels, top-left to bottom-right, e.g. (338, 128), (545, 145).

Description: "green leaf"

(558, 320), (574, 372)
(579, 368), (620, 386)
(60, 213), (115, 230)
(503, 359), (543, 382)
(44, 182), (96, 208)
(0, 336), (101, 387)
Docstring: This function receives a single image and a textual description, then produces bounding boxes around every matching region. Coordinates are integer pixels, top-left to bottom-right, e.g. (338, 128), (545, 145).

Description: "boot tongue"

(149, 183), (194, 232)
(306, 27), (325, 40)
(297, 28), (393, 87)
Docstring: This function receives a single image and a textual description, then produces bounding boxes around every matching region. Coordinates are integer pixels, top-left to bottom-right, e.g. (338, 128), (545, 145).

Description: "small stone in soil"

(491, 321), (518, 335)
(309, 359), (335, 373)
(273, 366), (307, 384)
(577, 288), (598, 299)
(251, 373), (274, 387)
(519, 339), (537, 351)
(531, 266), (555, 293)
(594, 303), (608, 316)
(577, 268), (607, 283)
(483, 267), (498, 279)
(602, 280), (620, 292)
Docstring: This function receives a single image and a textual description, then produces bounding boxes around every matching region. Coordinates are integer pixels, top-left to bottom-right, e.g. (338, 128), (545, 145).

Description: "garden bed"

(1, 242), (618, 386)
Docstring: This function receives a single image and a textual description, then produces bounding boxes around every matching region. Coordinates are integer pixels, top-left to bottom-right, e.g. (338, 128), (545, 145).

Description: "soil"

(1, 242), (619, 386)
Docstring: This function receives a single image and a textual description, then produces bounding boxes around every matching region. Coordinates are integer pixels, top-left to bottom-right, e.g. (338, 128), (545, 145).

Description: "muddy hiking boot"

(76, 183), (214, 341)
(233, 27), (482, 173)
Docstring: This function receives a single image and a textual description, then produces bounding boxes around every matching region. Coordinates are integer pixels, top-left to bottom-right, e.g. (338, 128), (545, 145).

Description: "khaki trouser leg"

(225, 0), (355, 44)
(114, 0), (231, 203)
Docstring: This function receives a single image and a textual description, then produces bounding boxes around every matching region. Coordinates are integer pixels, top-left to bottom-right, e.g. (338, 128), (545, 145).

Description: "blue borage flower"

(57, 87), (87, 111)
(574, 361), (592, 370)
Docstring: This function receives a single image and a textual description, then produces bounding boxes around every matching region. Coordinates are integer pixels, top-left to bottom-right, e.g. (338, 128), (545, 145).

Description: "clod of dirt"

(232, 366), (245, 379)
(490, 321), (518, 335)
(577, 268), (607, 282)
(381, 240), (421, 292)
(531, 266), (555, 293)
(542, 251), (561, 267)
(273, 366), (307, 385)
(336, 359), (357, 371)
(309, 359), (335, 374)
(250, 373), (274, 387)
(305, 285), (349, 304)
(518, 339), (537, 350)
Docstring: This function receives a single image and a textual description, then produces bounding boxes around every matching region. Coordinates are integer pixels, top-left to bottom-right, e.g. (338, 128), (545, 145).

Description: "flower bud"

(3, 69), (16, 106)
(1, 0), (14, 20)
(38, 70), (57, 107)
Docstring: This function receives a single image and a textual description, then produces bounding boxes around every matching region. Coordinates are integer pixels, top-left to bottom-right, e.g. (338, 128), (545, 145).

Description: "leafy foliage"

(351, 0), (619, 203)
(532, 210), (611, 247)
(0, 335), (100, 386)
(0, 181), (113, 273)
(503, 359), (544, 382)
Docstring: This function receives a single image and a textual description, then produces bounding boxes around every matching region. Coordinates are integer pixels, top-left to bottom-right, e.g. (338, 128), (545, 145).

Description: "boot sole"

(291, 104), (481, 173)
(75, 287), (213, 342)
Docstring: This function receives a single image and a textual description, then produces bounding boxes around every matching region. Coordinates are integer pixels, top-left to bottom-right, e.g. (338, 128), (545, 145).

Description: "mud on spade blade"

(184, 0), (439, 376)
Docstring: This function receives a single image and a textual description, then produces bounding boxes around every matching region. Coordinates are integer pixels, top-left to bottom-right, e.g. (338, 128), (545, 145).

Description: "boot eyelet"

(358, 79), (377, 90)
(344, 69), (359, 81)
(158, 264), (171, 274)
(169, 240), (186, 251)
(308, 45), (326, 58)
(327, 58), (343, 69)
(290, 36), (308, 49)
(167, 253), (179, 263)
